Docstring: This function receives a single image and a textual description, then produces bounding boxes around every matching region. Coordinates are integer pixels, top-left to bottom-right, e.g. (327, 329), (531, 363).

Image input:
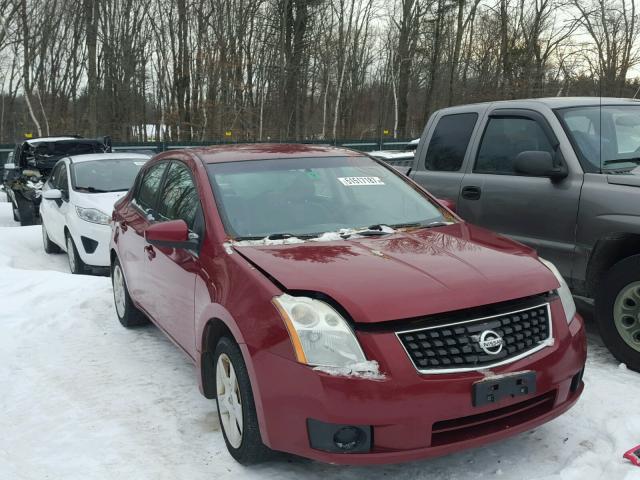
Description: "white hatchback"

(39, 153), (150, 274)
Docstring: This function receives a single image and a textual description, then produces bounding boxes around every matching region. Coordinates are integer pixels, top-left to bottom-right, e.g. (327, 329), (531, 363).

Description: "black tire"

(65, 233), (87, 275)
(111, 257), (148, 328)
(595, 255), (640, 372)
(15, 196), (35, 226)
(41, 222), (62, 254)
(214, 336), (273, 465)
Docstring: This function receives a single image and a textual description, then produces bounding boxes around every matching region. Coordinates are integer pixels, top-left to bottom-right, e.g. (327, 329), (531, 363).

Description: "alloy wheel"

(613, 280), (640, 353)
(216, 353), (243, 448)
(112, 265), (126, 318)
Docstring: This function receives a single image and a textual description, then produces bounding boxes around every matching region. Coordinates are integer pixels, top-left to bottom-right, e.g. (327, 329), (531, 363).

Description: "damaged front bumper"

(250, 300), (587, 465)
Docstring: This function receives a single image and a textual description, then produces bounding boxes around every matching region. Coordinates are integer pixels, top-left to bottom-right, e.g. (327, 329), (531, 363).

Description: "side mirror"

(4, 162), (16, 170)
(145, 219), (199, 250)
(437, 198), (456, 213)
(43, 189), (62, 200)
(514, 151), (567, 180)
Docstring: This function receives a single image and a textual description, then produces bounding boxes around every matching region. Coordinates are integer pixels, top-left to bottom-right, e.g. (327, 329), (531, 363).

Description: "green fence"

(0, 138), (414, 160)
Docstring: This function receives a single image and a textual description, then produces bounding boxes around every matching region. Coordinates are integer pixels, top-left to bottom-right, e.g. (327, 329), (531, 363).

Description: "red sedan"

(109, 144), (586, 465)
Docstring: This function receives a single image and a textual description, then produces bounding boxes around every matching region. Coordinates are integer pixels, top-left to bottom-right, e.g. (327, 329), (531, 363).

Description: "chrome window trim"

(396, 303), (553, 375)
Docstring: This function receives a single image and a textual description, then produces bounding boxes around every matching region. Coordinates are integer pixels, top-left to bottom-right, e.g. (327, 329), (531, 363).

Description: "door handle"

(461, 186), (482, 200)
(144, 245), (156, 260)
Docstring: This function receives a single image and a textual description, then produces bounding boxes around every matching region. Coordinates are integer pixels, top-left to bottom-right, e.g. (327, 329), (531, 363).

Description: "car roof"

(67, 153), (150, 164)
(188, 143), (364, 164)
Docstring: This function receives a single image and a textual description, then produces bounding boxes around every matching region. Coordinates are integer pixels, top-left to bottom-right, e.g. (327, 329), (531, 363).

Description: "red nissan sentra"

(109, 144), (586, 465)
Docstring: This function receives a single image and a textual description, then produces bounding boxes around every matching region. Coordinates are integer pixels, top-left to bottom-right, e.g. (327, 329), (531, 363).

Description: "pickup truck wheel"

(595, 255), (640, 372)
(214, 336), (273, 465)
(41, 222), (61, 254)
(111, 259), (148, 328)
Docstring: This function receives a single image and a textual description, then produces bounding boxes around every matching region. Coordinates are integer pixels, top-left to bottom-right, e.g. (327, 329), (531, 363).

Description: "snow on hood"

(228, 225), (397, 248)
(232, 223), (558, 324)
(73, 191), (128, 216)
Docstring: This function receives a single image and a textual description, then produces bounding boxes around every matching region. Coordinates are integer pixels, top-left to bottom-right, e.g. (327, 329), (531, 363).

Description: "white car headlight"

(273, 294), (367, 367)
(76, 206), (111, 225)
(539, 258), (576, 323)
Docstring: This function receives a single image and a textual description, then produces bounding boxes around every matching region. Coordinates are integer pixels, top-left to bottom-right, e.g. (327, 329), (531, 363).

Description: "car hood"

(75, 191), (128, 215)
(233, 224), (559, 324)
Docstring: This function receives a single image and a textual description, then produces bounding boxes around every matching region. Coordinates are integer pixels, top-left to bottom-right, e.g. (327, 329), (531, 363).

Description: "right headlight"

(272, 294), (367, 368)
(76, 206), (111, 225)
(539, 257), (576, 323)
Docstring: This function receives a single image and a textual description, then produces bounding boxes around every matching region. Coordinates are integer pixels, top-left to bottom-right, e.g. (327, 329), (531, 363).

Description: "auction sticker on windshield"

(338, 176), (385, 186)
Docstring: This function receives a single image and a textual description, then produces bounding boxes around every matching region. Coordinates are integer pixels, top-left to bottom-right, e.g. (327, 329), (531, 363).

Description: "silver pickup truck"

(408, 97), (640, 371)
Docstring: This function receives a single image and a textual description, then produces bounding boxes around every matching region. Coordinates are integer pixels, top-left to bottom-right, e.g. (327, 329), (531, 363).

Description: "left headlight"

(76, 206), (111, 225)
(539, 257), (576, 323)
(272, 294), (367, 368)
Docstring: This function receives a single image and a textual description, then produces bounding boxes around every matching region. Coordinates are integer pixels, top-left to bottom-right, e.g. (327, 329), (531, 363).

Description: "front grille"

(431, 390), (556, 446)
(397, 303), (552, 374)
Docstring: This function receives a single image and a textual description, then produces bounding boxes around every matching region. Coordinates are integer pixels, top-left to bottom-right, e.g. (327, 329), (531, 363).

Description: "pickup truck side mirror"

(514, 151), (568, 180)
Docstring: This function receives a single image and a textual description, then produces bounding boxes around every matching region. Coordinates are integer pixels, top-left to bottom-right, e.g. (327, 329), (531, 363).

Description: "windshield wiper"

(424, 221), (453, 228)
(341, 224), (396, 238)
(603, 157), (640, 166)
(234, 232), (319, 241)
(75, 186), (108, 193)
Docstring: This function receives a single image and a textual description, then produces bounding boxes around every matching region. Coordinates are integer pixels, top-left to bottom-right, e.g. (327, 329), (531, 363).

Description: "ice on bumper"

(313, 360), (386, 380)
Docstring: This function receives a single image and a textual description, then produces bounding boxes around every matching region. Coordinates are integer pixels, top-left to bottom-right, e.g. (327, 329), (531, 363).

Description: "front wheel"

(66, 234), (87, 274)
(42, 222), (61, 254)
(214, 336), (273, 464)
(111, 258), (148, 328)
(595, 255), (640, 372)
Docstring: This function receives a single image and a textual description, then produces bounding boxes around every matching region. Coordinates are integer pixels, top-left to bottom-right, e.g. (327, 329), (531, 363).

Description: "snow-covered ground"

(1, 190), (639, 480)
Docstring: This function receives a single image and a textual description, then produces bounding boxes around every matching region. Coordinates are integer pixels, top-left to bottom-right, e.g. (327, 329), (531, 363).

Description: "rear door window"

(475, 117), (554, 175)
(135, 162), (168, 213)
(424, 113), (478, 171)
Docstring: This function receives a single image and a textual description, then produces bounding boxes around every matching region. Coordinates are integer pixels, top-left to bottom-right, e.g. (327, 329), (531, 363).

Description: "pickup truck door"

(411, 111), (480, 204)
(457, 109), (583, 277)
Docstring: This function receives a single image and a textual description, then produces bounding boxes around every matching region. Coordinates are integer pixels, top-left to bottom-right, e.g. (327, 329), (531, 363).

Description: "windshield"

(71, 158), (147, 193)
(207, 156), (452, 239)
(556, 105), (640, 172)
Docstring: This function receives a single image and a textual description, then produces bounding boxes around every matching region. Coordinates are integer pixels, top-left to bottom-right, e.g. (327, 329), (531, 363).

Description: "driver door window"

(56, 164), (69, 192)
(134, 162), (168, 218)
(157, 162), (200, 231)
(475, 117), (554, 175)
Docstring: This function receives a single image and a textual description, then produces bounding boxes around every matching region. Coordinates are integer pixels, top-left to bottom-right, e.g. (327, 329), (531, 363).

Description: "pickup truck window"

(475, 117), (554, 175)
(424, 113), (477, 171)
(557, 105), (640, 173)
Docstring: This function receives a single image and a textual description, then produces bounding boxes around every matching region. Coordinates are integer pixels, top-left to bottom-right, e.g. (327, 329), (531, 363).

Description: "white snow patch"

(232, 236), (307, 246)
(313, 360), (386, 380)
(229, 226), (396, 248)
